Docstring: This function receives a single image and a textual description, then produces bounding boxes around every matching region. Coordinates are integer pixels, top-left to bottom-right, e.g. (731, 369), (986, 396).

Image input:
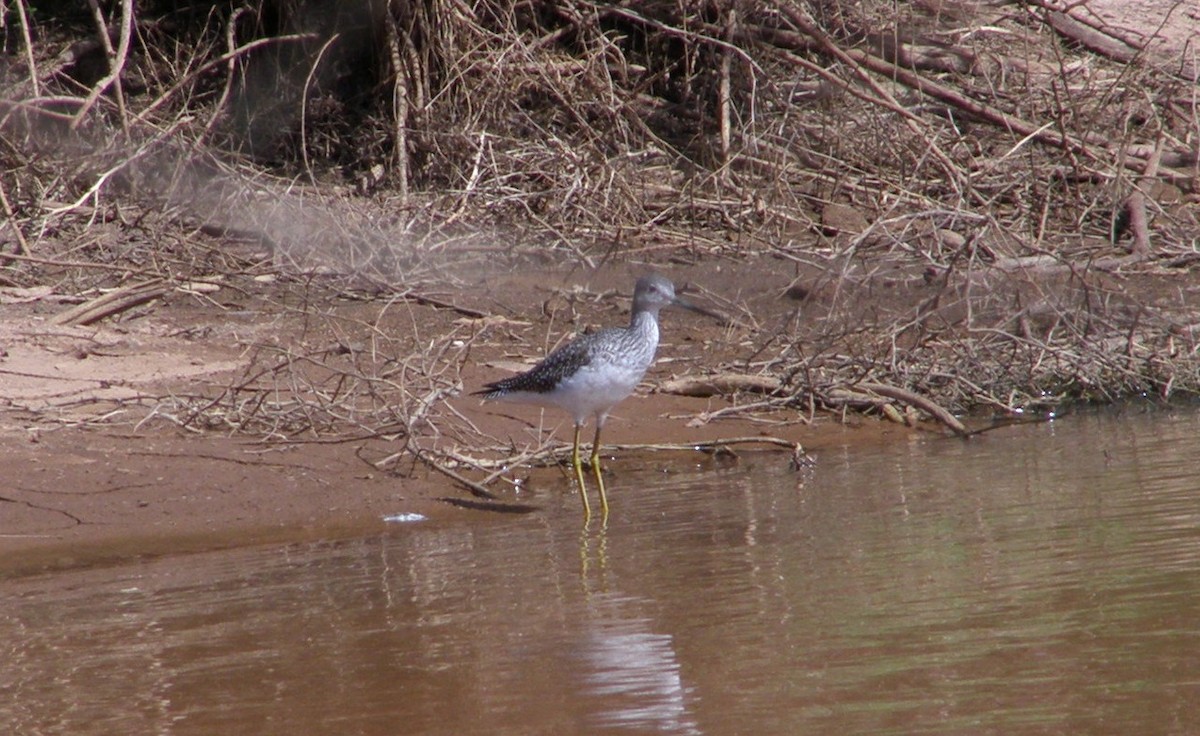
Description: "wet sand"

(0, 390), (920, 579)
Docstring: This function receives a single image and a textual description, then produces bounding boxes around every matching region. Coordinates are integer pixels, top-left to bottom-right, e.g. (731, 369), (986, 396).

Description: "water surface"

(4, 407), (1200, 734)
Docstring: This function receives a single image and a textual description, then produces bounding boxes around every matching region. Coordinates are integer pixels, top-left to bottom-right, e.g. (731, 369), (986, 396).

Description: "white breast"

(546, 360), (648, 424)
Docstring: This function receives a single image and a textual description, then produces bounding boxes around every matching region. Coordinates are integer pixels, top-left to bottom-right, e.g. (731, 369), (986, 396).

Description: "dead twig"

(407, 448), (500, 500)
(0, 180), (31, 257)
(607, 435), (803, 454)
(74, 0), (133, 132)
(12, 0), (39, 96)
(133, 32), (320, 125)
(300, 33), (341, 187)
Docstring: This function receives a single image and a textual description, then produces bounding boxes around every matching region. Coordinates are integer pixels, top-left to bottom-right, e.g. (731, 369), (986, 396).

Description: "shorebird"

(475, 274), (715, 517)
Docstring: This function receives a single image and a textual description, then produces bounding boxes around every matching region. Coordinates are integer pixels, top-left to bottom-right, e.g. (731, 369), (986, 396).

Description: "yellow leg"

(590, 423), (608, 515)
(572, 424), (591, 518)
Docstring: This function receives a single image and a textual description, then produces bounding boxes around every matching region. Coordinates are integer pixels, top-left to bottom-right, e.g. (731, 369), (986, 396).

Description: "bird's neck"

(629, 308), (660, 345)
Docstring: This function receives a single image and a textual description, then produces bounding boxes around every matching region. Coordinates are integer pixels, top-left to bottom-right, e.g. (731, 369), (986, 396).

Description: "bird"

(474, 274), (716, 518)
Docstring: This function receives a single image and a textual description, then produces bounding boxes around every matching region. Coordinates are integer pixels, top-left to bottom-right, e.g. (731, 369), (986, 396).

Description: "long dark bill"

(671, 293), (729, 325)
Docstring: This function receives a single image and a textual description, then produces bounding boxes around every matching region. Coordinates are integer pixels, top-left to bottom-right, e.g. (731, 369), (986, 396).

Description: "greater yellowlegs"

(475, 274), (714, 517)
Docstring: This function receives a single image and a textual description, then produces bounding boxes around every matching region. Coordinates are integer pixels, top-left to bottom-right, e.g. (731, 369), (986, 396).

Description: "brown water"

(4, 406), (1200, 735)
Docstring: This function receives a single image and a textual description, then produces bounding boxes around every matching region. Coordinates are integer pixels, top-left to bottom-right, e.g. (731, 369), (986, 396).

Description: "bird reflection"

(575, 595), (701, 735)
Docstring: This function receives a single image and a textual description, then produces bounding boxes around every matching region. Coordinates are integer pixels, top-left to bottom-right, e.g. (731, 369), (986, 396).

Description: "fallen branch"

(685, 397), (802, 426)
(51, 279), (168, 326)
(1044, 10), (1139, 65)
(858, 382), (969, 437)
(614, 435), (817, 470)
(406, 448), (499, 500)
(397, 289), (491, 319)
(1120, 137), (1165, 259)
(608, 435), (803, 453)
(658, 372), (781, 397)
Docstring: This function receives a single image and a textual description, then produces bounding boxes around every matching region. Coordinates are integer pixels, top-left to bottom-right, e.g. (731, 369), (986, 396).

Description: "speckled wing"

(475, 331), (603, 397)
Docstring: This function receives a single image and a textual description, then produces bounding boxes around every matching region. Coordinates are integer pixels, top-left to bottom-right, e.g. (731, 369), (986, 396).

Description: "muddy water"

(4, 407), (1200, 735)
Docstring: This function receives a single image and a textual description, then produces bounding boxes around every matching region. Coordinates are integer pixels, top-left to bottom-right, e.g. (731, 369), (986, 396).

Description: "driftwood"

(1036, 2), (1197, 83)
(1044, 11), (1139, 66)
(51, 279), (167, 326)
(658, 372), (781, 397)
(857, 382), (969, 437)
